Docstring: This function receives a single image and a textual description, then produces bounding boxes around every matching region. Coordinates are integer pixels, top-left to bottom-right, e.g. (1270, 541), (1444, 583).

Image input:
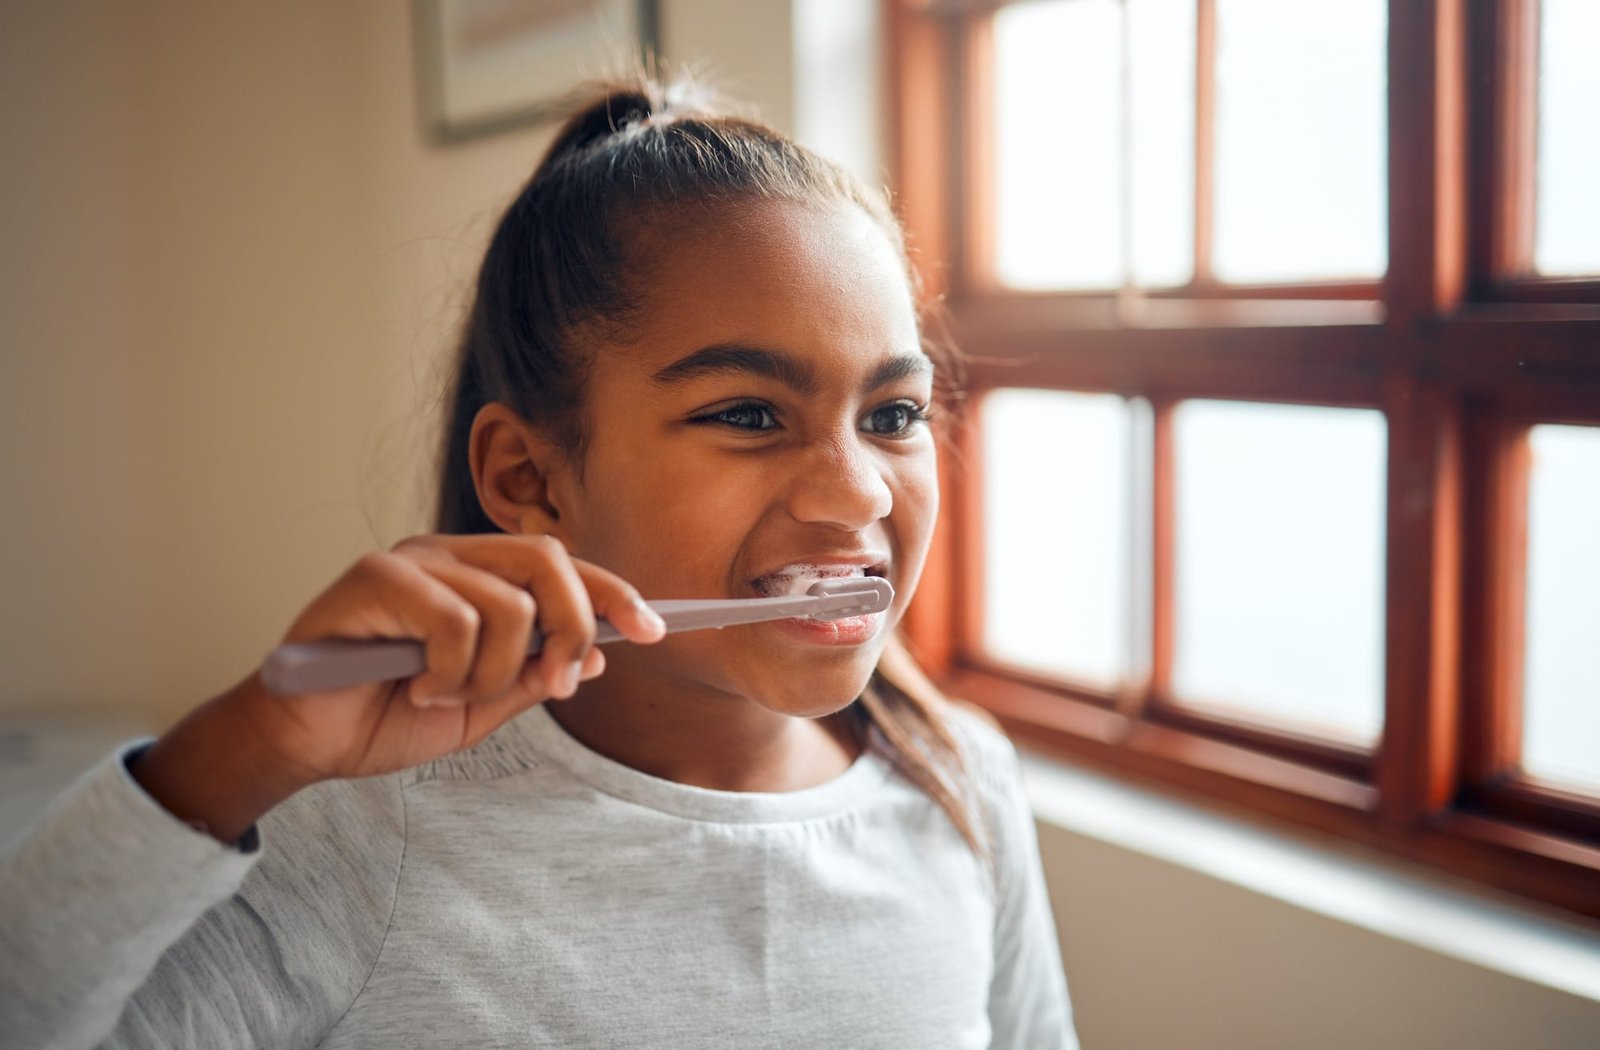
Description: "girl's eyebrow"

(652, 345), (817, 394)
(650, 344), (932, 395)
(866, 351), (935, 391)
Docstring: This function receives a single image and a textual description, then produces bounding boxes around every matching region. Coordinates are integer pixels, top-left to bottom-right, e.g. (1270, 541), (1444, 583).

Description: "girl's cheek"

(894, 450), (941, 516)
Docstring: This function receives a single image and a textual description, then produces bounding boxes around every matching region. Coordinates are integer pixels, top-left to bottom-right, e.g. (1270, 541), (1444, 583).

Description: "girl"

(1, 74), (1076, 1049)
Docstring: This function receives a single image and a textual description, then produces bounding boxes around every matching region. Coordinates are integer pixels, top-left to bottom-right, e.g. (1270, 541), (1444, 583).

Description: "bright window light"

(1534, 0), (1600, 275)
(1213, 0), (1387, 283)
(981, 389), (1139, 689)
(1172, 400), (1388, 744)
(1522, 424), (1600, 791)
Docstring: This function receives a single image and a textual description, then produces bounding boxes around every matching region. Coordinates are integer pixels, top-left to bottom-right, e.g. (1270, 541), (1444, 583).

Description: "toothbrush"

(259, 576), (894, 697)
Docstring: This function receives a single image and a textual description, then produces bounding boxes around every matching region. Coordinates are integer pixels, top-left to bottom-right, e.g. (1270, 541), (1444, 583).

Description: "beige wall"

(0, 1), (795, 729)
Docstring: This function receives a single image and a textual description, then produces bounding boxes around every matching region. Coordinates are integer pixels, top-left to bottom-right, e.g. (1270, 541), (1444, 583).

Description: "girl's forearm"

(129, 674), (317, 845)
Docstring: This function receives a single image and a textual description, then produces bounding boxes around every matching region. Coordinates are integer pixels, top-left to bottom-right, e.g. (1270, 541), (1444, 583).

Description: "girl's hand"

(131, 534), (664, 842)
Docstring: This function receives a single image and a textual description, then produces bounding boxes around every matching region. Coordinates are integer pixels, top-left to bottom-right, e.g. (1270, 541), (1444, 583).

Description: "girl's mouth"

(749, 562), (888, 598)
(748, 563), (890, 646)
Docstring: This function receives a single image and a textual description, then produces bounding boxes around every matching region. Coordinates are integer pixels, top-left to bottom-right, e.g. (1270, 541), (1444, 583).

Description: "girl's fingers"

(417, 535), (665, 691)
(427, 535), (665, 646)
(285, 535), (660, 711)
(520, 644), (604, 701)
(289, 552), (487, 705)
(512, 539), (599, 698)
(404, 557), (538, 705)
(571, 561), (668, 645)
(579, 645), (607, 681)
(405, 534), (628, 701)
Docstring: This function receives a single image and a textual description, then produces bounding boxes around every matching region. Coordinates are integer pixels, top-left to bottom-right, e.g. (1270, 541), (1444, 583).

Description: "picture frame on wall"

(414, 0), (659, 143)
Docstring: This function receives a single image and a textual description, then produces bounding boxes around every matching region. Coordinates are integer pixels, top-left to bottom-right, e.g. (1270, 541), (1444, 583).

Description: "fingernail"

(635, 598), (666, 634)
(561, 661), (582, 696)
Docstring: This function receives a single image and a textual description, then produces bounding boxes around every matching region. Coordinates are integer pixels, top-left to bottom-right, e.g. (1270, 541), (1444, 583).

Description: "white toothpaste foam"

(753, 564), (865, 598)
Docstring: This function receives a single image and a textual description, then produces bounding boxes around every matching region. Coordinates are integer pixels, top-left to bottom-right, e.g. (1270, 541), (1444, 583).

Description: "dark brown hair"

(433, 72), (980, 851)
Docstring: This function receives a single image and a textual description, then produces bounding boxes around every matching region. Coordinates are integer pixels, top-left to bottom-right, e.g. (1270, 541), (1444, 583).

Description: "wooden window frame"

(888, 0), (1600, 923)
(1468, 0), (1600, 304)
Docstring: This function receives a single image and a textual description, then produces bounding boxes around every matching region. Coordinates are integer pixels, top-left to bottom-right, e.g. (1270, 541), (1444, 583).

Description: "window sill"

(1020, 745), (1600, 1004)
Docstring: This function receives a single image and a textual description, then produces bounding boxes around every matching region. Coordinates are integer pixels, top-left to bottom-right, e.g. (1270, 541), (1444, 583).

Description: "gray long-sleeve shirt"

(1, 703), (1076, 1048)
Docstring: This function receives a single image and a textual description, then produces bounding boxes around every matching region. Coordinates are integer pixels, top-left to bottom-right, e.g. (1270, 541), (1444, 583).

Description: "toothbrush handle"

(260, 623), (627, 697)
(260, 638), (432, 696)
(258, 586), (886, 696)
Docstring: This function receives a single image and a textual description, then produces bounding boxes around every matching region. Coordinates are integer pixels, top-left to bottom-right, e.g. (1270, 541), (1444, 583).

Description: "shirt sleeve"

(953, 711), (1080, 1050)
(0, 738), (406, 1050)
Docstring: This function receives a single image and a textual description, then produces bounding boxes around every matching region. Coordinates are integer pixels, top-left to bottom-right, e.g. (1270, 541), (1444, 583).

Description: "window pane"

(981, 390), (1135, 689)
(992, 0), (1194, 289)
(993, 0), (1123, 289)
(792, 0), (882, 189)
(1173, 401), (1387, 744)
(1213, 0), (1387, 283)
(1522, 425), (1600, 791)
(1129, 0), (1196, 287)
(1534, 0), (1600, 276)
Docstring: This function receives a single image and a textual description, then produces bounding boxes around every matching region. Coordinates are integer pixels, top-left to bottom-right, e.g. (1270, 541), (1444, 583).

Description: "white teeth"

(754, 564), (866, 598)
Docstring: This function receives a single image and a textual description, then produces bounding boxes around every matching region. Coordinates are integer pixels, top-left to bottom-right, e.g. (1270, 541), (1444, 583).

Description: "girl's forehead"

(612, 199), (923, 380)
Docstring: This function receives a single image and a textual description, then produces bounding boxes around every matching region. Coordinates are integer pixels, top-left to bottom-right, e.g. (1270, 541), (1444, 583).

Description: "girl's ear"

(468, 402), (572, 538)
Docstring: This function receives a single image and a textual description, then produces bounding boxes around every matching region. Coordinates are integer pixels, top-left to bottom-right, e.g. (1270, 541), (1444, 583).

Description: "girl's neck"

(542, 665), (862, 793)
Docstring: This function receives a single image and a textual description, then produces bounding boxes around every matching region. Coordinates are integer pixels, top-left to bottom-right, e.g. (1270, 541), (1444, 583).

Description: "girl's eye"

(862, 400), (933, 437)
(695, 401), (779, 431)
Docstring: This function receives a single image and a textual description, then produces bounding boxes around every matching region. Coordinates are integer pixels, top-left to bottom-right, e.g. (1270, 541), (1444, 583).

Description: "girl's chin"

(629, 623), (890, 714)
(744, 664), (882, 720)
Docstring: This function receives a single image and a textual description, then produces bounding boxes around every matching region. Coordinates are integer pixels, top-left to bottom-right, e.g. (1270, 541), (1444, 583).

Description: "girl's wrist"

(129, 673), (318, 845)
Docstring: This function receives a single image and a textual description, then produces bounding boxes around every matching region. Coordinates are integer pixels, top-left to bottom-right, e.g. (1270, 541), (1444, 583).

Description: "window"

(1522, 425), (1600, 792)
(1169, 400), (1387, 745)
(1531, 0), (1600, 276)
(979, 389), (1140, 688)
(891, 0), (1600, 921)
(989, 0), (1387, 291)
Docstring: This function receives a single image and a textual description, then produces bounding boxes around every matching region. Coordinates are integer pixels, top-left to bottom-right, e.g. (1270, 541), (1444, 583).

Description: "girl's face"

(544, 198), (938, 718)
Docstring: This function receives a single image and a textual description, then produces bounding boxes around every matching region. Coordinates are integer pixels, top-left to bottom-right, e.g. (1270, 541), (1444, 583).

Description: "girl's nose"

(787, 436), (894, 529)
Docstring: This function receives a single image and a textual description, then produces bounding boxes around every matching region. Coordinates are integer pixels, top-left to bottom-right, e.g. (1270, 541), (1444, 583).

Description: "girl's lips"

(746, 560), (893, 645)
(767, 610), (885, 646)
